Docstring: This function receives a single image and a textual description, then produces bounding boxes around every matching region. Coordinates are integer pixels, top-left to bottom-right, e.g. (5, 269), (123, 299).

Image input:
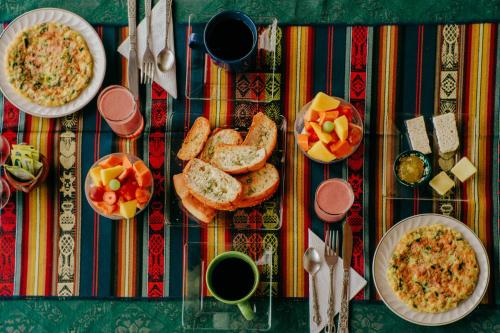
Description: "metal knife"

(127, 0), (139, 98)
(338, 222), (353, 333)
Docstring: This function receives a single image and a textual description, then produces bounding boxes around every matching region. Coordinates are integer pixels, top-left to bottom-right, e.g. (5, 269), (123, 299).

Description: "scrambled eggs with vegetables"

(6, 22), (93, 106)
(387, 224), (479, 312)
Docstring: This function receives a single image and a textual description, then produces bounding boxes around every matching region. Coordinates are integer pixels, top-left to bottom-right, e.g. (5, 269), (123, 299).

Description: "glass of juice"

(314, 178), (354, 223)
(97, 85), (144, 138)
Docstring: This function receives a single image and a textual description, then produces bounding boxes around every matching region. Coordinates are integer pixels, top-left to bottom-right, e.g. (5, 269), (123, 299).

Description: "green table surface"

(1, 0), (500, 25)
(1, 1), (500, 332)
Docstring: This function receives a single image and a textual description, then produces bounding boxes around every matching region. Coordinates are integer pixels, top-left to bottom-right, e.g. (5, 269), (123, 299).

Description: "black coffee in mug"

(206, 19), (254, 61)
(210, 257), (255, 301)
(189, 11), (258, 71)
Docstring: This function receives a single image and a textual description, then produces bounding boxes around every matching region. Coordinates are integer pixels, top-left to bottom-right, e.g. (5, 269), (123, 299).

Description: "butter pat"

(406, 116), (431, 154)
(451, 157), (477, 182)
(429, 171), (455, 196)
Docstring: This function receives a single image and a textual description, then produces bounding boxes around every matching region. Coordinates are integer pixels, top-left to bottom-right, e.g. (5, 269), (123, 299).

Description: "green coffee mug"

(205, 251), (260, 320)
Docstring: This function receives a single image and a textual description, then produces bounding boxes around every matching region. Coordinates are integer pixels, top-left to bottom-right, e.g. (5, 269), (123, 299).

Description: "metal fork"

(324, 228), (340, 333)
(141, 0), (155, 84)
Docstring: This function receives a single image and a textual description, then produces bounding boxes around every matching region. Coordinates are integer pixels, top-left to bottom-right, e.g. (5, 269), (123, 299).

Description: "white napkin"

(118, 0), (177, 98)
(308, 229), (367, 333)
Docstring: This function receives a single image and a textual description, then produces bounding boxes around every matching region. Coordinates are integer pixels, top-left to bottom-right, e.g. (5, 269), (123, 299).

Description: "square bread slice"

(405, 116), (431, 154)
(235, 163), (280, 208)
(177, 117), (211, 161)
(199, 128), (243, 163)
(183, 158), (242, 211)
(433, 113), (459, 155)
(242, 112), (278, 159)
(211, 144), (267, 174)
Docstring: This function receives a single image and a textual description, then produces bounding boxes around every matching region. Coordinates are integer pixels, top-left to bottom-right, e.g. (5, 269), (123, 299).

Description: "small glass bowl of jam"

(393, 150), (432, 187)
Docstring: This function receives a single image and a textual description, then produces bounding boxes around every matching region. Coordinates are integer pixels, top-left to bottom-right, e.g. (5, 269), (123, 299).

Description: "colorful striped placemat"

(0, 23), (498, 307)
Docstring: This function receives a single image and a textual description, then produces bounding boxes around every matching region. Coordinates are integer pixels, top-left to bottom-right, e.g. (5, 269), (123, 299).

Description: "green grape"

(109, 179), (121, 191)
(322, 121), (335, 133)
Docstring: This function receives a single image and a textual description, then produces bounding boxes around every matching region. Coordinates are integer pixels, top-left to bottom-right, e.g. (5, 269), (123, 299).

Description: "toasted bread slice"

(181, 194), (217, 224)
(173, 173), (189, 199)
(235, 163), (280, 208)
(242, 112), (278, 159)
(199, 129), (243, 163)
(211, 144), (267, 174)
(177, 117), (211, 161)
(183, 158), (242, 210)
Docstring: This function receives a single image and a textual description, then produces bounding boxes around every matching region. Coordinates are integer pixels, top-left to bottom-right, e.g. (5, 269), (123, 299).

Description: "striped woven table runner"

(0, 23), (498, 306)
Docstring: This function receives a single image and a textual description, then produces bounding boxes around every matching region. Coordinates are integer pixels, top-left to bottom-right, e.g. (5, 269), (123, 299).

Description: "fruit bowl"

(85, 153), (154, 220)
(294, 93), (364, 164)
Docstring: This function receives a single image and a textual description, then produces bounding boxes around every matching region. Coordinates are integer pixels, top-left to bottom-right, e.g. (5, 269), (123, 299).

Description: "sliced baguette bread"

(174, 172), (217, 223)
(173, 173), (189, 199)
(235, 163), (280, 208)
(177, 117), (211, 161)
(242, 112), (278, 159)
(183, 158), (242, 210)
(181, 194), (217, 224)
(199, 129), (243, 163)
(211, 144), (267, 174)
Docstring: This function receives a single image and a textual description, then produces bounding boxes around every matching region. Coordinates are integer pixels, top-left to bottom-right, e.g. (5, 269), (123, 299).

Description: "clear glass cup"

(0, 134), (10, 166)
(0, 135), (11, 209)
(97, 85), (144, 138)
(0, 178), (11, 210)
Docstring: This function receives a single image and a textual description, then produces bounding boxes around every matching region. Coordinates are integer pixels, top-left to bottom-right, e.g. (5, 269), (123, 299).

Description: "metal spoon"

(304, 247), (322, 326)
(156, 0), (174, 72)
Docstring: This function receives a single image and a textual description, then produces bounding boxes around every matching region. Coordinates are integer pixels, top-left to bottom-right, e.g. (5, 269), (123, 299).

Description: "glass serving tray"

(182, 240), (273, 331)
(382, 112), (472, 219)
(185, 13), (279, 103)
(165, 111), (286, 230)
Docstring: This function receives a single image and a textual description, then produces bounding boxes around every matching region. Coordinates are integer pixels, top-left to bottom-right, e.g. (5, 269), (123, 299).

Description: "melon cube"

(307, 141), (336, 162)
(120, 200), (137, 219)
(310, 92), (341, 112)
(334, 115), (349, 141)
(89, 166), (103, 186)
(100, 165), (125, 186)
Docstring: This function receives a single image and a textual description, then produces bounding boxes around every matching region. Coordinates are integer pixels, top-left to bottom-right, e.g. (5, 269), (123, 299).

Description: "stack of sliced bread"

(174, 112), (280, 223)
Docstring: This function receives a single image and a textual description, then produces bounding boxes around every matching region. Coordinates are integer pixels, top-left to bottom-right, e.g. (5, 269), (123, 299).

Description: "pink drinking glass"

(97, 85), (144, 138)
(314, 178), (354, 223)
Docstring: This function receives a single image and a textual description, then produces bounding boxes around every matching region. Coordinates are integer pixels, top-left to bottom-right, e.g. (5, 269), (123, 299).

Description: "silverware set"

(304, 223), (353, 333)
(127, 0), (175, 90)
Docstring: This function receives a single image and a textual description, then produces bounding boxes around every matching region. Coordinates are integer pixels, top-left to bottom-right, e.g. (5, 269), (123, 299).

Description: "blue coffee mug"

(189, 11), (257, 72)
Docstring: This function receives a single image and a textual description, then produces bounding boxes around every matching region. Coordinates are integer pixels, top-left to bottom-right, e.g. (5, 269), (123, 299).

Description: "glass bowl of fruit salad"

(294, 92), (364, 164)
(85, 153), (154, 220)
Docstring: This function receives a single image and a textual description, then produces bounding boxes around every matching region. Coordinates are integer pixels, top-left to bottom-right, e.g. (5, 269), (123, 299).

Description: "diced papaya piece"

(99, 155), (123, 169)
(135, 188), (151, 205)
(324, 111), (339, 123)
(330, 130), (340, 144)
(133, 160), (153, 187)
(329, 140), (352, 158)
(304, 121), (313, 132)
(304, 108), (319, 122)
(297, 134), (310, 151)
(122, 155), (133, 169)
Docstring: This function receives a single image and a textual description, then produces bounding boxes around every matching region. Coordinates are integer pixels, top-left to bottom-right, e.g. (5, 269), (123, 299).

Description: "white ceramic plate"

(372, 213), (490, 326)
(0, 8), (106, 118)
